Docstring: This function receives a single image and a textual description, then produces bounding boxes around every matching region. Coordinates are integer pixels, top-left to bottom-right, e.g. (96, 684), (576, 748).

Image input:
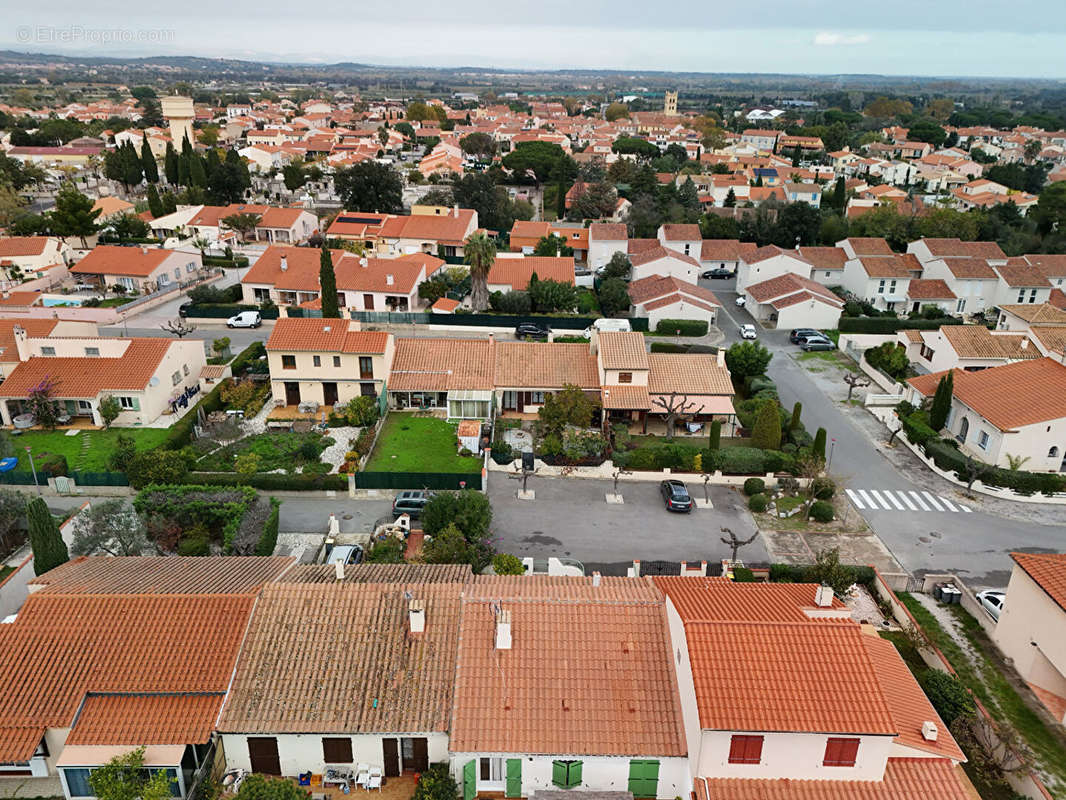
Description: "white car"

(740, 324), (758, 340)
(976, 590), (1005, 621)
(227, 310), (262, 328)
(735, 296), (746, 307)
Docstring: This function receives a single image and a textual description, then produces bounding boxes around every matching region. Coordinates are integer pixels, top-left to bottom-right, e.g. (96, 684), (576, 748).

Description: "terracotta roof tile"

(1023, 253), (1066, 278)
(1011, 552), (1066, 613)
(0, 237), (51, 257)
(32, 555), (294, 594)
(628, 275), (720, 307)
(487, 257), (575, 290)
(630, 245), (700, 269)
(906, 279), (956, 299)
(935, 325), (1037, 360)
(628, 238), (661, 255)
(696, 757), (973, 800)
(494, 342), (599, 389)
(647, 354), (732, 395)
(589, 222), (628, 241)
(998, 303), (1066, 325)
(266, 318), (389, 354)
(699, 239), (758, 262)
(389, 337), (495, 391)
(66, 693), (224, 746)
(906, 358), (1066, 430)
(654, 577), (846, 623)
(994, 262), (1051, 288)
(660, 223), (701, 241)
(843, 238), (895, 256)
(509, 220), (551, 240)
(284, 564), (472, 584)
(1029, 325), (1066, 356)
(601, 383), (651, 410)
(796, 246), (847, 271)
(746, 273), (843, 307)
(598, 331), (649, 370)
(921, 238), (1005, 260)
(71, 245), (171, 278)
(854, 255), (916, 279)
(379, 209), (476, 245)
(450, 577), (686, 756)
(0, 726), (46, 762)
(219, 582), (462, 734)
(0, 319), (58, 361)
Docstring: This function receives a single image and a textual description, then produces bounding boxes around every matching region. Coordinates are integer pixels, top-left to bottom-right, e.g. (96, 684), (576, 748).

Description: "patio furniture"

(323, 766), (353, 789)
(12, 414), (34, 430)
(366, 768), (382, 791)
(354, 765), (370, 789)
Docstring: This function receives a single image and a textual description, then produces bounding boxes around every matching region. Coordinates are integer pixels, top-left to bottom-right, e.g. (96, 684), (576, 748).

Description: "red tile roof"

(746, 273), (843, 307)
(66, 693), (224, 746)
(842, 237), (894, 257)
(379, 208), (476, 245)
(630, 245), (700, 269)
(31, 555), (293, 594)
(494, 342), (599, 389)
(0, 726), (46, 762)
(601, 384), (651, 410)
(0, 237), (52, 257)
(1011, 552), (1066, 613)
(906, 279), (956, 300)
(921, 238), (1005, 260)
(654, 577), (846, 622)
(589, 222), (628, 241)
(266, 318), (389, 353)
(71, 245), (170, 278)
(797, 246), (847, 271)
(660, 223), (701, 241)
(700, 239), (759, 262)
(598, 331), (649, 370)
(629, 274), (720, 307)
(390, 337), (495, 391)
(0, 319), (58, 361)
(487, 256), (575, 290)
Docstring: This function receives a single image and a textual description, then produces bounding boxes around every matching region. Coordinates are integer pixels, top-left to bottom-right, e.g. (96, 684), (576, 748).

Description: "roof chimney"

(280, 255), (288, 271)
(592, 571), (601, 587)
(922, 721), (938, 742)
(453, 203), (459, 217)
(409, 598), (426, 635)
(334, 560), (344, 581)
(142, 246), (149, 255)
(1021, 337), (1029, 349)
(360, 257), (368, 268)
(495, 608), (512, 650)
(386, 274), (394, 286)
(717, 349), (726, 368)
(815, 584), (834, 608)
(12, 325), (28, 363)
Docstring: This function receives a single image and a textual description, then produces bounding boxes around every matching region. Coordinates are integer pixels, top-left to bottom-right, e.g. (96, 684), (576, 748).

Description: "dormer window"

(618, 372), (633, 384)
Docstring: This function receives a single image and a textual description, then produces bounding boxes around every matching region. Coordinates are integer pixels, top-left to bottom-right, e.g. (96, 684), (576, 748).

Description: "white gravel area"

(320, 427), (360, 472)
(242, 398), (277, 435)
(846, 584), (887, 626)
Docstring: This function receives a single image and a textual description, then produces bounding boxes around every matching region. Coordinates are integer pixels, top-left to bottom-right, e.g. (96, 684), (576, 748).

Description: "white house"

(630, 247), (702, 284)
(743, 273), (843, 330)
(991, 261), (1053, 308)
(899, 324), (1040, 374)
(735, 246), (812, 293)
(840, 253), (920, 313)
(588, 222), (629, 270)
(628, 274), (720, 328)
(657, 224), (703, 261)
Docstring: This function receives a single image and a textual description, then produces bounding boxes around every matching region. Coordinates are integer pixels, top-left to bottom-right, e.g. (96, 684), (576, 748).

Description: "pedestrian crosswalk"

(846, 488), (972, 513)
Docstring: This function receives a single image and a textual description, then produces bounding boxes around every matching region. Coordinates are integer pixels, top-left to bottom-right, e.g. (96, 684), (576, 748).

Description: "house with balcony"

(905, 357), (1066, 471)
(840, 253), (920, 313)
(994, 553), (1066, 723)
(265, 318), (394, 409)
(70, 246), (203, 295)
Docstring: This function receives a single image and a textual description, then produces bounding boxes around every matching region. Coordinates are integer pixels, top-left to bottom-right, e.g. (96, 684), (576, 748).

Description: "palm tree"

(464, 232), (496, 312)
(192, 235), (210, 256)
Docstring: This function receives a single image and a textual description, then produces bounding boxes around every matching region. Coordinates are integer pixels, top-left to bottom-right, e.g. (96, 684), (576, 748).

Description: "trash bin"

(933, 583), (944, 601)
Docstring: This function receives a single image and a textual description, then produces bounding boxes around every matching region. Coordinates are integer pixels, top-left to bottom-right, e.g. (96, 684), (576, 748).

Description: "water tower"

(161, 95), (195, 148)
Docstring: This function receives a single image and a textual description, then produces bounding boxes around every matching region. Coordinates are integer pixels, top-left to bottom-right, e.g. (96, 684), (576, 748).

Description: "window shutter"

(823, 737), (859, 767)
(567, 761), (582, 788)
(321, 737), (353, 763)
(505, 759), (521, 798)
(628, 760), (659, 798)
(130, 397), (140, 411)
(552, 761), (567, 788)
(463, 760), (476, 800)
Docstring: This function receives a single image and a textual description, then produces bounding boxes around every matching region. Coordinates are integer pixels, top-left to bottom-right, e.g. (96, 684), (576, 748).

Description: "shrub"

(656, 318), (708, 337)
(37, 452), (68, 477)
(919, 671), (975, 726)
(778, 475), (800, 495)
(230, 341), (268, 377)
(732, 567), (756, 582)
(751, 400), (782, 450)
(809, 500), (835, 522)
(748, 493), (768, 512)
(352, 426), (376, 457)
(492, 553), (525, 575)
(839, 316), (963, 334)
(367, 536), (405, 563)
(412, 763), (459, 800)
(743, 477), (765, 496)
(177, 523), (210, 556)
(709, 419), (722, 450)
(811, 476), (836, 500)
(865, 342), (910, 381)
(108, 434), (138, 472)
(255, 498), (280, 556)
(28, 496), (68, 575)
(187, 471), (349, 492)
(901, 412), (937, 447)
(127, 449), (191, 489)
(747, 375), (777, 395)
(343, 395), (379, 426)
(812, 427), (827, 460)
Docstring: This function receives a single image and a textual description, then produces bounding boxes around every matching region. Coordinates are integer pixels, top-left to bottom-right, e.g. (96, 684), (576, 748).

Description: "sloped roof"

(588, 222), (628, 241)
(647, 354), (733, 395)
(284, 563), (472, 584)
(65, 693), (224, 746)
(71, 245), (171, 277)
(601, 384), (651, 410)
(937, 325), (1037, 360)
(995, 261), (1051, 289)
(906, 279), (956, 299)
(0, 319), (58, 362)
(31, 555), (293, 594)
(487, 257), (575, 290)
(0, 339), (174, 399)
(1011, 552), (1066, 613)
(450, 576), (686, 756)
(494, 342), (599, 389)
(598, 331), (649, 370)
(796, 246), (847, 271)
(842, 237), (894, 256)
(0, 725), (46, 762)
(379, 209), (476, 245)
(659, 223), (701, 241)
(921, 237), (1005, 260)
(266, 318), (390, 354)
(654, 577), (846, 622)
(0, 237), (52, 257)
(630, 245), (700, 269)
(746, 272), (843, 307)
(628, 274), (720, 308)
(389, 337), (495, 391)
(854, 254), (918, 279)
(700, 239), (759, 262)
(998, 303), (1066, 325)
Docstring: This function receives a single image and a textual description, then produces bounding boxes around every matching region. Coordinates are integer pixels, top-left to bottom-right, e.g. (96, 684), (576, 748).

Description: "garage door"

(248, 737), (281, 775)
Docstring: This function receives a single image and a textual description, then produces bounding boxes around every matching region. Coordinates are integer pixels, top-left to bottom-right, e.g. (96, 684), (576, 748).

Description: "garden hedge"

(612, 442), (794, 475)
(188, 471), (349, 492)
(770, 562), (876, 592)
(839, 316), (963, 334)
(256, 498), (281, 556)
(922, 438), (1066, 496)
(656, 318), (708, 337)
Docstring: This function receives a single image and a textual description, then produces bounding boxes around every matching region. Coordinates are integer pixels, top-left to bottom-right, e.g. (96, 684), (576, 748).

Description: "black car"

(701, 268), (733, 280)
(801, 336), (835, 352)
(515, 322), (551, 340)
(789, 328), (822, 344)
(392, 490), (433, 519)
(660, 479), (693, 513)
(178, 302), (193, 318)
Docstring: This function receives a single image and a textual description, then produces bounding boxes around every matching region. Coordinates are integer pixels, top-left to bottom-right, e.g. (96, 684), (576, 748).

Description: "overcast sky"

(5, 1), (1066, 78)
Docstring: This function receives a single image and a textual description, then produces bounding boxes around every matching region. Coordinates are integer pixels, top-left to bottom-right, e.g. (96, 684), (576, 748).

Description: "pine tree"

(319, 245), (339, 318)
(140, 136), (159, 183)
(813, 427), (827, 461)
(751, 400), (782, 451)
(146, 183), (163, 218)
(791, 145), (802, 167)
(225, 148), (251, 191)
(163, 141), (179, 185)
(930, 372), (954, 431)
(27, 497), (68, 576)
(724, 188), (736, 207)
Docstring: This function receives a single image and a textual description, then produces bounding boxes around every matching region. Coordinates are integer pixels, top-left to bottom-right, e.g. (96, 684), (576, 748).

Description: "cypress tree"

(177, 150), (191, 187)
(164, 141), (179, 184)
(319, 245), (339, 318)
(27, 497), (68, 576)
(813, 427), (828, 461)
(146, 183), (163, 218)
(789, 401), (802, 430)
(161, 191), (177, 214)
(140, 136), (159, 183)
(709, 419), (722, 451)
(751, 400), (782, 451)
(189, 152), (207, 188)
(225, 148), (251, 191)
(930, 372), (954, 431)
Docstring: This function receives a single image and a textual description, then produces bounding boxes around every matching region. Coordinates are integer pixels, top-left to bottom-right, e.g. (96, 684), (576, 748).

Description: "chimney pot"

(717, 349), (726, 368)
(386, 274), (393, 285)
(815, 584), (834, 608)
(142, 246), (149, 255)
(495, 608), (512, 650)
(409, 598), (426, 635)
(334, 560), (344, 581)
(592, 572), (601, 587)
(922, 721), (938, 742)
(280, 255), (288, 271)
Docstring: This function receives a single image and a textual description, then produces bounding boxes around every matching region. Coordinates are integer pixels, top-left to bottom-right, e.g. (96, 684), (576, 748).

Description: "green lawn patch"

(365, 414), (483, 473)
(95, 297), (134, 308)
(15, 428), (170, 472)
(195, 431), (333, 473)
(820, 329), (840, 345)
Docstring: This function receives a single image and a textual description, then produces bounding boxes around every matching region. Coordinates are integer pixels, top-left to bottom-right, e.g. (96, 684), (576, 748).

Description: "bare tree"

(161, 319), (196, 338)
(508, 464), (538, 495)
(960, 454), (993, 497)
(652, 392), (697, 440)
(612, 468), (632, 495)
(720, 526), (759, 562)
(950, 714), (1031, 781)
(700, 473), (713, 504)
(843, 373), (871, 402)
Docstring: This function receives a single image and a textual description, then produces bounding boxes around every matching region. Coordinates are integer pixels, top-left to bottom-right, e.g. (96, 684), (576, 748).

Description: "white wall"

(222, 733), (449, 776)
(631, 256), (699, 284)
(737, 254), (810, 293)
(774, 299), (842, 331)
(663, 598), (702, 772)
(588, 239), (627, 270)
(995, 566), (1066, 711)
(643, 301), (717, 329)
(696, 730), (893, 782)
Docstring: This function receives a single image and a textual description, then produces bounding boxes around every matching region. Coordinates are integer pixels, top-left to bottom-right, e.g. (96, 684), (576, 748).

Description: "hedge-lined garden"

(132, 484), (275, 555)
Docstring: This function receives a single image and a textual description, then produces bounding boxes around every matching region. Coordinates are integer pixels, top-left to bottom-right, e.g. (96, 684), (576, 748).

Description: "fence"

(354, 471), (482, 490)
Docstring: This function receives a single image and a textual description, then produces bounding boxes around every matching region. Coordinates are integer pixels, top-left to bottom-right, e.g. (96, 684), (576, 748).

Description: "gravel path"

(320, 427), (360, 472)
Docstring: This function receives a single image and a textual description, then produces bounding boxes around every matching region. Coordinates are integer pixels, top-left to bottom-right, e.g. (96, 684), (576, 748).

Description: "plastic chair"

(367, 768), (382, 791)
(355, 765), (370, 789)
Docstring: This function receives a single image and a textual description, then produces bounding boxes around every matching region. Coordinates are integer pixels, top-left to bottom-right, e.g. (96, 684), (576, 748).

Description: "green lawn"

(899, 593), (1066, 794)
(96, 297), (134, 308)
(365, 414), (482, 473)
(630, 435), (751, 449)
(14, 427), (170, 472)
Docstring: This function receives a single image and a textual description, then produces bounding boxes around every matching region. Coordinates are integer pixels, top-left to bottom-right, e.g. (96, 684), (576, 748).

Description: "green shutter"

(567, 761), (582, 789)
(130, 397), (140, 411)
(552, 761), (567, 788)
(505, 759), (521, 798)
(628, 760), (659, 798)
(463, 760), (476, 800)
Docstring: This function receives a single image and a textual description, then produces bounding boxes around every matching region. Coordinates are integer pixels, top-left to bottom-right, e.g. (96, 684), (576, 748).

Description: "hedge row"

(188, 471), (349, 492)
(256, 498), (281, 556)
(656, 318), (708, 337)
(839, 316), (964, 334)
(231, 341), (267, 377)
(770, 562), (877, 592)
(202, 255), (250, 268)
(612, 442), (795, 475)
(922, 438), (1066, 496)
(649, 342), (719, 354)
(162, 381), (225, 450)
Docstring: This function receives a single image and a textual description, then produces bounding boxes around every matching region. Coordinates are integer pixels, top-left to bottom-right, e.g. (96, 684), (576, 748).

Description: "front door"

(382, 738), (399, 777)
(284, 382), (300, 406)
(247, 737), (281, 775)
(364, 294), (375, 310)
(402, 738), (428, 773)
(322, 382), (339, 407)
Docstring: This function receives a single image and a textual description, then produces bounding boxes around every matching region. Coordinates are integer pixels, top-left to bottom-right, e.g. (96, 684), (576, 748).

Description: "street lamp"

(25, 446), (40, 496)
(827, 438), (836, 472)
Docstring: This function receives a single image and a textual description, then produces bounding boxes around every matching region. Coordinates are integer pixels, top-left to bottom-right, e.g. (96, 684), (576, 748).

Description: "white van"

(227, 310), (262, 328)
(583, 318), (632, 338)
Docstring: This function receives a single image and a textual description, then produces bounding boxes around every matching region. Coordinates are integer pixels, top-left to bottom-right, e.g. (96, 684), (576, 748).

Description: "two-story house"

(588, 222), (629, 270)
(841, 253), (920, 313)
(657, 224), (703, 261)
(907, 238), (1008, 315)
(898, 324), (1040, 374)
(735, 246), (812, 293)
(992, 260), (1053, 308)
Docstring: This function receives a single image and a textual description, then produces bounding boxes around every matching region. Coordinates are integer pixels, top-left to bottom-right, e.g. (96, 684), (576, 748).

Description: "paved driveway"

(487, 475), (767, 574)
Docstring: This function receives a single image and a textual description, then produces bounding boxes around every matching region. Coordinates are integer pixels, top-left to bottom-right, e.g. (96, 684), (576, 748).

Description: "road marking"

(858, 490), (876, 508)
(939, 496), (959, 512)
(883, 491), (906, 510)
(908, 491), (930, 511)
(922, 492), (945, 511)
(961, 504), (972, 512)
(869, 490), (893, 510)
(897, 492), (918, 511)
(846, 489), (865, 509)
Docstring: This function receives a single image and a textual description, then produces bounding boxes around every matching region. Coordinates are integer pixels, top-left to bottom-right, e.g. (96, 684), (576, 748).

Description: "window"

(957, 417), (969, 443)
(1049, 447), (1059, 458)
(889, 280), (897, 294)
(282, 355), (296, 370)
(40, 346), (56, 356)
(1029, 288), (1038, 303)
(1018, 289), (1026, 303)
(627, 760), (660, 798)
(978, 430), (989, 450)
(359, 357), (374, 379)
(728, 735), (764, 765)
(956, 298), (966, 313)
(85, 347), (99, 357)
(171, 370), (182, 386)
(148, 768), (181, 797)
(174, 268), (181, 281)
(822, 737), (859, 767)
(322, 737), (353, 763)
(121, 277), (135, 291)
(63, 768), (92, 797)
(118, 396), (137, 410)
(186, 262), (196, 273)
(618, 372), (633, 384)
(480, 758), (503, 782)
(551, 760), (582, 789)
(878, 279), (886, 294)
(333, 356), (341, 368)
(182, 364), (189, 376)
(313, 355), (321, 367)
(919, 344), (934, 361)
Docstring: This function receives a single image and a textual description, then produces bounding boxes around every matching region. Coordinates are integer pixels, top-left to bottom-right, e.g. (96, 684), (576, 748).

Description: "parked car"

(392, 490), (433, 519)
(178, 302), (193, 318)
(740, 323), (758, 340)
(735, 296), (746, 307)
(325, 543), (364, 566)
(976, 590), (1006, 621)
(515, 322), (550, 340)
(789, 328), (822, 344)
(660, 479), (693, 513)
(800, 336), (834, 351)
(227, 310), (262, 328)
(701, 267), (732, 280)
